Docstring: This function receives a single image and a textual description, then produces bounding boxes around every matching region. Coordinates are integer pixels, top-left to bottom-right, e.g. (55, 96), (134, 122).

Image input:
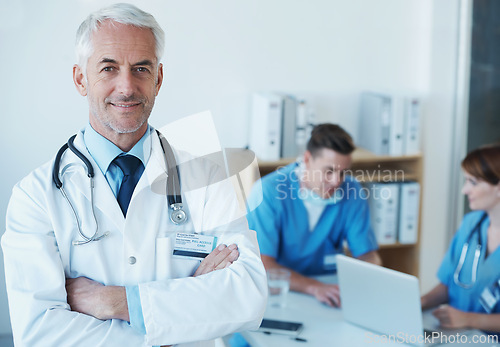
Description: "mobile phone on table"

(258, 319), (304, 336)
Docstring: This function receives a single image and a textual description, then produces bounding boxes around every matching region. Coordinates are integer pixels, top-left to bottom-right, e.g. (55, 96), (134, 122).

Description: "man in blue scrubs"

(248, 123), (381, 307)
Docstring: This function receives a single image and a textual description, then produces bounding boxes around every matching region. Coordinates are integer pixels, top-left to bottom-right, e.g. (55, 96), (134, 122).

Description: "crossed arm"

(66, 243), (239, 322)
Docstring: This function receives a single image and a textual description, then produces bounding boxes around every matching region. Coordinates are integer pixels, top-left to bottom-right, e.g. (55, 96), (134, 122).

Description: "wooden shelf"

(352, 148), (422, 162)
(379, 242), (417, 249)
(258, 149), (422, 180)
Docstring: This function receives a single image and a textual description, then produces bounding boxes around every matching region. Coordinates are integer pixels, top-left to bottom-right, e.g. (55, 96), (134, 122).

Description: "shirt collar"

(83, 123), (152, 175)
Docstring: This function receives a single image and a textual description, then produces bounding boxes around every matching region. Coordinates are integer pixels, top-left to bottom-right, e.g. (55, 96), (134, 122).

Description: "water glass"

(267, 268), (291, 308)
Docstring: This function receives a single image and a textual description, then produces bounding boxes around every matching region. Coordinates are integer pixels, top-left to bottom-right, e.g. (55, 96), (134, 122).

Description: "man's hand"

(261, 255), (340, 307)
(66, 277), (129, 321)
(308, 282), (341, 307)
(432, 305), (469, 329)
(66, 244), (238, 323)
(193, 243), (239, 277)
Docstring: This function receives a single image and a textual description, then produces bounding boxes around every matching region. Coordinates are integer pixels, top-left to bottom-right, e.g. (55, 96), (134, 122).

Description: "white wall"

(0, 0), (461, 335)
(419, 0), (466, 293)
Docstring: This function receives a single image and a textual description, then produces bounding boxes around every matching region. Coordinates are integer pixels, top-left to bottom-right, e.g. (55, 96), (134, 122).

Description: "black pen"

(261, 331), (308, 342)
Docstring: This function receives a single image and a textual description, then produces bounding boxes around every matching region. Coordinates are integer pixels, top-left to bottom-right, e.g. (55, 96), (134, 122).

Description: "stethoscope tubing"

(453, 212), (488, 289)
(53, 131), (186, 245)
(156, 131), (187, 224)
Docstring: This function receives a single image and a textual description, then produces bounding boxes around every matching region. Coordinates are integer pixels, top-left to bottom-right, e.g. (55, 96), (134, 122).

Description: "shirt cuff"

(126, 285), (146, 335)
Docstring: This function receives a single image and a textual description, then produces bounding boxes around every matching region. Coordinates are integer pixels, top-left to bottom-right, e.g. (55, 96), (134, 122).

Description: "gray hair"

(75, 3), (165, 75)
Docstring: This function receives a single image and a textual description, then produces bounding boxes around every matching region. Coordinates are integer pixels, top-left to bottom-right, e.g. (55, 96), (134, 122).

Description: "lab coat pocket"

(155, 237), (172, 280)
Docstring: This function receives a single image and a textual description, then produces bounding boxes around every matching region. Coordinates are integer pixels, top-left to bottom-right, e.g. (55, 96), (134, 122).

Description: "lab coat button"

(128, 256), (136, 265)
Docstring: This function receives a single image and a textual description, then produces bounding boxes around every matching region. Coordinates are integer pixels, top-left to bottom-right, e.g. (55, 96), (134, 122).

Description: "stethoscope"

(453, 212), (488, 289)
(52, 130), (187, 246)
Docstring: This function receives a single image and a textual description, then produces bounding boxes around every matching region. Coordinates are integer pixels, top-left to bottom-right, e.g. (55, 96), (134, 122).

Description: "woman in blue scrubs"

(421, 144), (500, 332)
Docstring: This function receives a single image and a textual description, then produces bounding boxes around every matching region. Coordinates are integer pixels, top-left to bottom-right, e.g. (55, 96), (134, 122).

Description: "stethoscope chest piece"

(170, 203), (187, 224)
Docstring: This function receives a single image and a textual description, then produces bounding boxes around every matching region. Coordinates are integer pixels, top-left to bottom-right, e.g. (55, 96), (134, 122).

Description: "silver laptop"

(336, 255), (475, 346)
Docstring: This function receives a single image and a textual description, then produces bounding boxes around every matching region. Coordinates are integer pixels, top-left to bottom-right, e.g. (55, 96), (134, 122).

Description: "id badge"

(479, 279), (500, 314)
(173, 232), (217, 260)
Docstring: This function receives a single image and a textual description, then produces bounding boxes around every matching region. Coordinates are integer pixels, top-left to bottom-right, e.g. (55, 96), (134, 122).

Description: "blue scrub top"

(438, 211), (500, 313)
(247, 162), (378, 276)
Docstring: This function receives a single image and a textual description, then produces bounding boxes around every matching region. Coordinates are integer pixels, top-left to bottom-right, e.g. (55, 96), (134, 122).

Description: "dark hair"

(306, 123), (355, 156)
(461, 143), (500, 185)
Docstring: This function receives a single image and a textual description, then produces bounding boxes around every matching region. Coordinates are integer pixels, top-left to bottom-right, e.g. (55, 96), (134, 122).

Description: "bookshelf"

(256, 148), (423, 277)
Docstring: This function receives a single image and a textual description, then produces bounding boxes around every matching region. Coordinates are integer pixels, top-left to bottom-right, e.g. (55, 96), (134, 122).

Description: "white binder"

(366, 182), (400, 245)
(359, 92), (421, 156)
(280, 94), (298, 159)
(398, 182), (420, 244)
(358, 92), (391, 155)
(249, 92), (283, 161)
(389, 97), (405, 156)
(295, 100), (308, 155)
(404, 97), (421, 155)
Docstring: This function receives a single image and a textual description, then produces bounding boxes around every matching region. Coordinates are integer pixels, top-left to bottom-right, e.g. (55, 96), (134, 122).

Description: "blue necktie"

(113, 155), (143, 216)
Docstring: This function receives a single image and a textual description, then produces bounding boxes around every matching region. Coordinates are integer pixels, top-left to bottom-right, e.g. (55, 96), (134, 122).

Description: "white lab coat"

(1, 129), (267, 347)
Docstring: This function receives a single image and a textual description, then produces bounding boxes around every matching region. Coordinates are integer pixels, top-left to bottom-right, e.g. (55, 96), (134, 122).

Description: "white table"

(241, 279), (498, 347)
(242, 289), (407, 346)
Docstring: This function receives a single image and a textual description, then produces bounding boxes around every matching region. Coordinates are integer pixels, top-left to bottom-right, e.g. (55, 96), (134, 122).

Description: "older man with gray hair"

(2, 3), (266, 346)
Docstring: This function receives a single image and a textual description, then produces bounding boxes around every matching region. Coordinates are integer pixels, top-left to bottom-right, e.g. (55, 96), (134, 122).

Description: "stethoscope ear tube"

(156, 130), (186, 225)
(53, 142), (69, 189)
(67, 134), (94, 178)
(53, 135), (94, 189)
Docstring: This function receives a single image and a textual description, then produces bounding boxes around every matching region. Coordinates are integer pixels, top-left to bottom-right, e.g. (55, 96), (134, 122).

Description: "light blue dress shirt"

(83, 123), (152, 335)
(83, 123), (151, 197)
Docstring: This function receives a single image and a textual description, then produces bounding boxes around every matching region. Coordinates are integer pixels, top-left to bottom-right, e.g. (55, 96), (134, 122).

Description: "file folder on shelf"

(280, 94), (298, 159)
(358, 92), (391, 156)
(249, 92), (312, 160)
(365, 182), (400, 245)
(358, 91), (421, 156)
(249, 92), (283, 161)
(404, 98), (421, 155)
(398, 182), (420, 244)
(295, 100), (308, 155)
(389, 97), (405, 156)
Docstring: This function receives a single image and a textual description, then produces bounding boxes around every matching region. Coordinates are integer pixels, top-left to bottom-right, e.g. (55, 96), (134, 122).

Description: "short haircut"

(75, 3), (165, 75)
(306, 123), (355, 157)
(461, 143), (500, 185)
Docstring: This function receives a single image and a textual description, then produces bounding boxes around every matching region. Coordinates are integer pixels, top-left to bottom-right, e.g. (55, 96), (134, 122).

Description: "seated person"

(248, 123), (382, 307)
(421, 144), (500, 332)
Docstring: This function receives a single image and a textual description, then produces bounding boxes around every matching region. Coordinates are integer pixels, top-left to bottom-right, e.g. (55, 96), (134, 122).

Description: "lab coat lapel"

(133, 131), (168, 198)
(64, 132), (125, 230)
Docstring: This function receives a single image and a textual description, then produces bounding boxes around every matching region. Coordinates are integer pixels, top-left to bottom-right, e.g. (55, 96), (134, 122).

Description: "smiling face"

(462, 170), (500, 212)
(73, 20), (163, 149)
(302, 148), (352, 199)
